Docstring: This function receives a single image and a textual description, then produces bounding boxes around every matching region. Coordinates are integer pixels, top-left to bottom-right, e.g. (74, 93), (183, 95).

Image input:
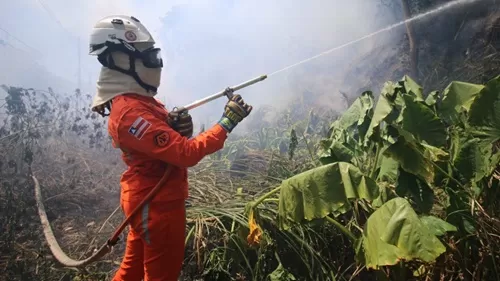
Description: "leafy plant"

(244, 75), (500, 280)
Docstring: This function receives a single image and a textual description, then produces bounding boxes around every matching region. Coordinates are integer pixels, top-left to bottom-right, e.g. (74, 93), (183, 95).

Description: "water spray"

(267, 0), (482, 77)
(172, 0), (480, 114)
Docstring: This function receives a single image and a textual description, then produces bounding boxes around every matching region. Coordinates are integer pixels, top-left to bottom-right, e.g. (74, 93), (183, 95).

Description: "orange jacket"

(107, 93), (228, 203)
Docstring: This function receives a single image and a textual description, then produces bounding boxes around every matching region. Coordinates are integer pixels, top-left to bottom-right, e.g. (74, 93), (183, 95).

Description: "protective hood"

(91, 47), (162, 109)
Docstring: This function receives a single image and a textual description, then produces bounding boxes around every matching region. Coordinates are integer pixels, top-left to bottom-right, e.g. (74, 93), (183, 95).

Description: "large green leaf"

(318, 138), (356, 166)
(439, 80), (484, 124)
(319, 92), (375, 166)
(382, 125), (449, 183)
(317, 139), (336, 165)
(468, 80), (500, 127)
(318, 129), (358, 166)
(400, 75), (425, 102)
(395, 168), (435, 214)
(328, 140), (356, 163)
(467, 75), (500, 150)
(377, 156), (399, 182)
(419, 215), (457, 236)
(401, 95), (447, 148)
(453, 137), (491, 183)
(450, 77), (500, 183)
(363, 77), (424, 144)
(364, 82), (400, 145)
(359, 198), (447, 269)
(383, 132), (434, 183)
(278, 162), (379, 229)
(335, 91), (374, 143)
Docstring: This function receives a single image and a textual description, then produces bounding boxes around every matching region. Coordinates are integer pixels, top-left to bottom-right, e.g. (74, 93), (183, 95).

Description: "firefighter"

(88, 15), (252, 281)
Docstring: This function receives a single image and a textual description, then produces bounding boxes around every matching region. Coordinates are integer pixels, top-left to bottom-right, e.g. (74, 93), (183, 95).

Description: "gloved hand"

(167, 109), (193, 138)
(218, 94), (253, 133)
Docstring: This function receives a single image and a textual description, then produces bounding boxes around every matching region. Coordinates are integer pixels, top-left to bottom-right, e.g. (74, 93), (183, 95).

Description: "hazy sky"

(0, 0), (403, 123)
(0, 0), (181, 90)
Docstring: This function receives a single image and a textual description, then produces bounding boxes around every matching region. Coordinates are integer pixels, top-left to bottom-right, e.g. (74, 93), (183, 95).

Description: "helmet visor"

(141, 48), (163, 68)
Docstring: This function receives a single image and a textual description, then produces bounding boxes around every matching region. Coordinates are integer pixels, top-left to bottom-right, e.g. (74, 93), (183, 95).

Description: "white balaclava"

(91, 43), (162, 110)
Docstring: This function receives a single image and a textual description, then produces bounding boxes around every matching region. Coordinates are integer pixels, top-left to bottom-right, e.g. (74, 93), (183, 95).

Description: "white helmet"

(89, 15), (155, 56)
(89, 15), (163, 94)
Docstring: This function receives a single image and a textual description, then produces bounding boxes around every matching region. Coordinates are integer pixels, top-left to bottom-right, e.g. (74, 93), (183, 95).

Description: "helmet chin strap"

(98, 52), (158, 94)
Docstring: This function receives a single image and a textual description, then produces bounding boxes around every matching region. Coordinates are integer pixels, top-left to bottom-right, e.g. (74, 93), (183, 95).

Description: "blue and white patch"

(128, 116), (151, 140)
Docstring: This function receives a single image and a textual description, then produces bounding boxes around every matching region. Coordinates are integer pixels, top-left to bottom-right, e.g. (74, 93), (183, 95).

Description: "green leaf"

(400, 75), (424, 101)
(377, 156), (399, 182)
(383, 132), (435, 184)
(446, 191), (476, 234)
(466, 76), (500, 171)
(320, 92), (374, 165)
(328, 140), (356, 163)
(318, 139), (336, 165)
(364, 82), (399, 145)
(401, 95), (447, 148)
(396, 168), (435, 214)
(451, 76), (500, 183)
(453, 137), (491, 183)
(420, 143), (449, 162)
(382, 125), (449, 183)
(439, 80), (484, 124)
(359, 198), (447, 269)
(318, 134), (356, 165)
(278, 162), (380, 229)
(372, 182), (398, 208)
(268, 262), (296, 281)
(420, 215), (457, 236)
(336, 91), (374, 141)
(467, 75), (500, 129)
(425, 91), (440, 107)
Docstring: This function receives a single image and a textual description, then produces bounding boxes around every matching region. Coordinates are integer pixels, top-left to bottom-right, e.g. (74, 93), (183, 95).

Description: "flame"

(246, 209), (262, 246)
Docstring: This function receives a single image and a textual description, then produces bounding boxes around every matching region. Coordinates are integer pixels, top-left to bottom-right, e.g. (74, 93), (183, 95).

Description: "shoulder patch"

(128, 116), (151, 140)
(154, 132), (170, 147)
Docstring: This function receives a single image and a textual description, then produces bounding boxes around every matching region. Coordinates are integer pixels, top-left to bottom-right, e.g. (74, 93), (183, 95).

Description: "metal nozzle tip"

(260, 75), (268, 80)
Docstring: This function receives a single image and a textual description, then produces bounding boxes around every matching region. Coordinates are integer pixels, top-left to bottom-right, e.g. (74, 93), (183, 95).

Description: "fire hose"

(33, 74), (267, 268)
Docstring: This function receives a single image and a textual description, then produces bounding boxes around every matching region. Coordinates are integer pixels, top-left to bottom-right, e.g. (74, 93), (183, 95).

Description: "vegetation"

(182, 74), (500, 281)
(0, 72), (498, 280)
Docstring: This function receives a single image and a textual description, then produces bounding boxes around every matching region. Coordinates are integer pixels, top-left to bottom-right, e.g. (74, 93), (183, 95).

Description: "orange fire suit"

(107, 93), (228, 281)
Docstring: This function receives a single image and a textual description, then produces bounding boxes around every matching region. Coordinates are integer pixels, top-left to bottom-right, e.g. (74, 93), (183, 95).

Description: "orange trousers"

(112, 199), (186, 281)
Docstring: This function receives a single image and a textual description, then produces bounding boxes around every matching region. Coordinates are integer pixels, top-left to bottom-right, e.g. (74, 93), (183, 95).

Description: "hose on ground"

(32, 165), (173, 268)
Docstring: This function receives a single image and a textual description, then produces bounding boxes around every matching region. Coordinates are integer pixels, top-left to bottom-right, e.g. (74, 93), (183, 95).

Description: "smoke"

(155, 0), (402, 125)
(0, 0), (402, 125)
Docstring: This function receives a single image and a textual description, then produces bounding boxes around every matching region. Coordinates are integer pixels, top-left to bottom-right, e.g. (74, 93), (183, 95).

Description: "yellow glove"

(218, 95), (253, 133)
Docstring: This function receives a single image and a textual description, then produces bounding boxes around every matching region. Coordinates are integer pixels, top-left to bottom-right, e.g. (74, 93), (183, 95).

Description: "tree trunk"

(401, 0), (419, 81)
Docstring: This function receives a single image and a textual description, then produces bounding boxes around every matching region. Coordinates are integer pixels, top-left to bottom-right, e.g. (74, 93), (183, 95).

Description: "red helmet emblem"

(125, 31), (137, 41)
